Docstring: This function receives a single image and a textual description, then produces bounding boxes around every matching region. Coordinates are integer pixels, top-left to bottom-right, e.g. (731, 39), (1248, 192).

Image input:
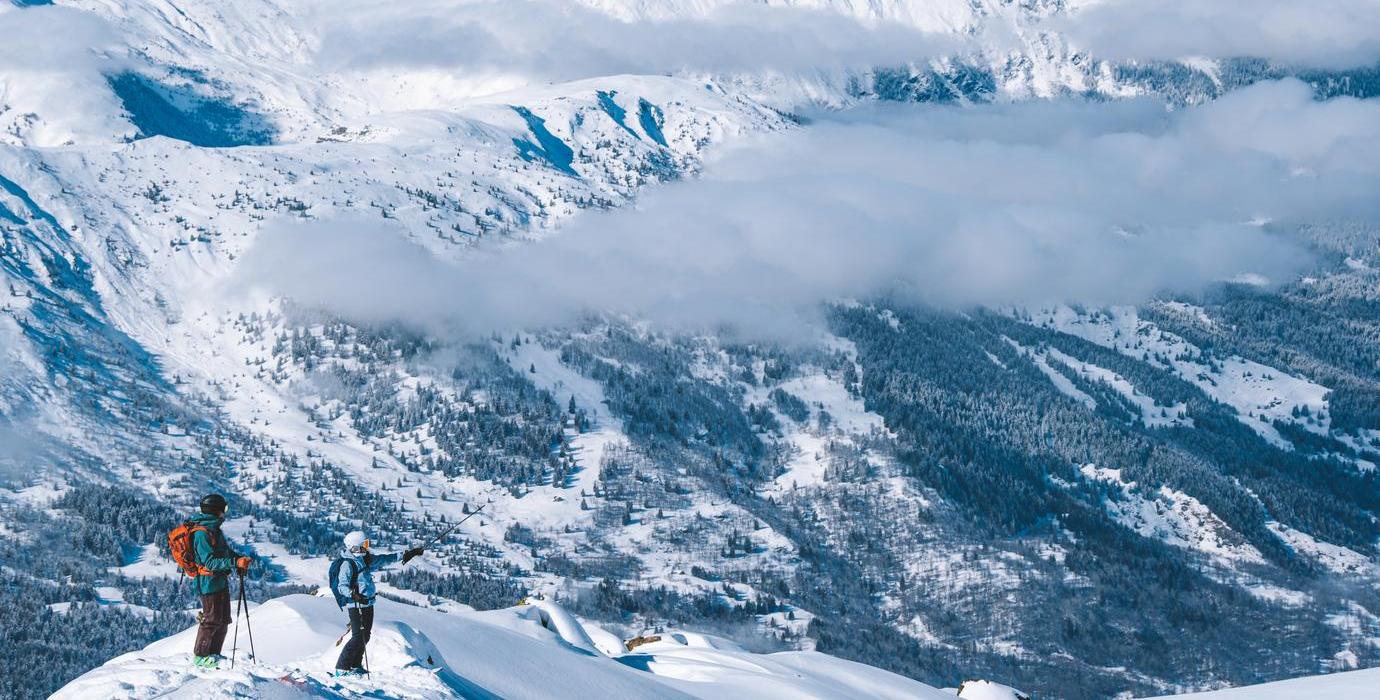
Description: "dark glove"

(236, 556), (253, 573)
(403, 547), (424, 564)
(351, 590), (368, 605)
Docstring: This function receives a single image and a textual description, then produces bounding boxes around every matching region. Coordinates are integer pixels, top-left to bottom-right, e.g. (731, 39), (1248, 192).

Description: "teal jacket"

(190, 512), (239, 595)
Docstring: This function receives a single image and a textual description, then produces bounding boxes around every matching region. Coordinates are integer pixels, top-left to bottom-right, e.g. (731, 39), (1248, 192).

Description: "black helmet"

(199, 493), (228, 515)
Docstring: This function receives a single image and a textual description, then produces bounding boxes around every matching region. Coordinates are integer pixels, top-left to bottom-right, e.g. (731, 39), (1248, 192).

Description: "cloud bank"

(236, 80), (1380, 338)
(1059, 0), (1380, 69)
(315, 0), (1380, 88)
(0, 4), (130, 145)
(315, 0), (962, 82)
(0, 320), (48, 484)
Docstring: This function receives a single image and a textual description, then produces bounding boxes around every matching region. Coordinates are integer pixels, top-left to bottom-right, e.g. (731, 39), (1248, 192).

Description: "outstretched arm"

(370, 551), (402, 571)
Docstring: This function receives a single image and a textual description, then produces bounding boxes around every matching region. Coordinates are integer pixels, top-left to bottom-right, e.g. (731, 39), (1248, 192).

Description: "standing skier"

(330, 530), (424, 677)
(181, 493), (252, 669)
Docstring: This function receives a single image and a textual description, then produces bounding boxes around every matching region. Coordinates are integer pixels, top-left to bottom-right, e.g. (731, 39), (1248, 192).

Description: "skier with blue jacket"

(329, 530), (424, 677)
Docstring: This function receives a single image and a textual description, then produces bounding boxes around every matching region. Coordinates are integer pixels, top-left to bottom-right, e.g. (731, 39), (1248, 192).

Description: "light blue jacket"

(333, 549), (401, 608)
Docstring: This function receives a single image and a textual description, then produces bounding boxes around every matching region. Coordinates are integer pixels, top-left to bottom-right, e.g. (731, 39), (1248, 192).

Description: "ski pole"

(347, 599), (368, 674)
(418, 502), (488, 553)
(240, 571), (257, 662)
(360, 602), (369, 674)
(230, 576), (242, 669)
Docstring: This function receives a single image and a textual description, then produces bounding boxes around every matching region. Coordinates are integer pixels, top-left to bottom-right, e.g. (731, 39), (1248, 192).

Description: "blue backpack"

(327, 557), (360, 609)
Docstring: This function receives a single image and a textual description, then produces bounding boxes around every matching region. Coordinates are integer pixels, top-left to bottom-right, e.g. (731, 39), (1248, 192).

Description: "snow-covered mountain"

(3, 1), (1380, 699)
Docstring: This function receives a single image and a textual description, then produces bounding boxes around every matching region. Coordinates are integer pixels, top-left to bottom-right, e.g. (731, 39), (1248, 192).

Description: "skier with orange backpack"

(168, 493), (253, 669)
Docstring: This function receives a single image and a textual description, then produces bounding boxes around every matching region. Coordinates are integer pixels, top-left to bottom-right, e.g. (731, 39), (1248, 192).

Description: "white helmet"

(344, 530), (368, 551)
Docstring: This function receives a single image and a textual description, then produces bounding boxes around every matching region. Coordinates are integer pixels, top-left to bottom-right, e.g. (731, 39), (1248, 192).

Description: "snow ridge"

(54, 594), (948, 700)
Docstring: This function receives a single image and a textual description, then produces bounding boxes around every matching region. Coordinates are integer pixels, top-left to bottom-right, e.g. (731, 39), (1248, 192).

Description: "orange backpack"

(168, 522), (216, 577)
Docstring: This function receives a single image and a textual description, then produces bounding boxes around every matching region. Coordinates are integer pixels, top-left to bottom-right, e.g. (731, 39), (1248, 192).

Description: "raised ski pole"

(418, 502), (488, 553)
(332, 505), (491, 649)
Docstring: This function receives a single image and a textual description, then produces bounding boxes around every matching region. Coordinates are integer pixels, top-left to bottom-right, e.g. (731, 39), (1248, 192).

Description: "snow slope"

(53, 594), (948, 700)
(1021, 305), (1334, 447)
(1144, 667), (1380, 699)
(1077, 464), (1266, 567)
(0, 0), (1159, 148)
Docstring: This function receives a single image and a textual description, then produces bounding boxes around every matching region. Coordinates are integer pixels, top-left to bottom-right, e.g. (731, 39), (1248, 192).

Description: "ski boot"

(193, 654), (225, 669)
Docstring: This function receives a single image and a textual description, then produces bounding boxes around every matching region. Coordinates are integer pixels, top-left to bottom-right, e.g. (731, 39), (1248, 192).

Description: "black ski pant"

(336, 605), (375, 671)
(194, 588), (232, 657)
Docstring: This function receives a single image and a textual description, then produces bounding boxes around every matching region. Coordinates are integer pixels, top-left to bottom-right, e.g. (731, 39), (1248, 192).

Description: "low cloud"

(317, 0), (1380, 87)
(0, 4), (119, 71)
(0, 4), (130, 144)
(0, 321), (48, 484)
(1058, 0), (1380, 70)
(0, 419), (51, 486)
(235, 80), (1380, 339)
(315, 0), (961, 83)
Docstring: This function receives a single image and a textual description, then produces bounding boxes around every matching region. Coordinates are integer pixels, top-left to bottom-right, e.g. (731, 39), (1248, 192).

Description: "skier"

(186, 493), (252, 669)
(330, 530), (424, 677)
